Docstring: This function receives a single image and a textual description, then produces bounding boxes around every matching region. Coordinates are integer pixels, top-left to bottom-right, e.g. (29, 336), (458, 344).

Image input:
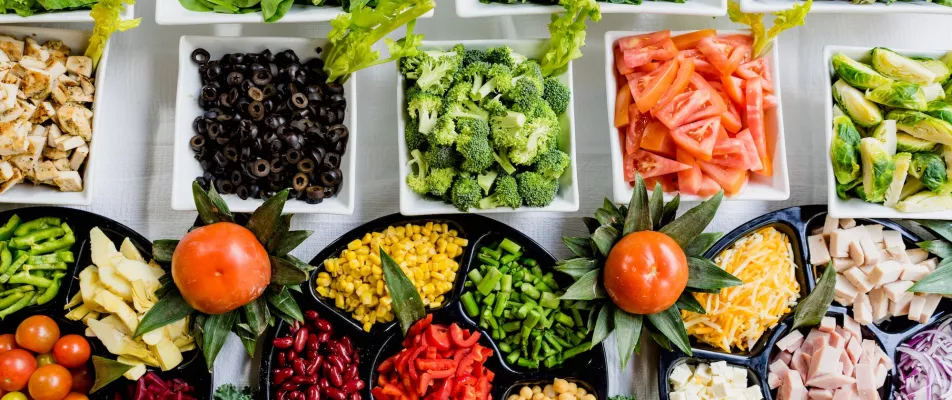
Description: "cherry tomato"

(0, 334), (16, 354)
(36, 353), (56, 367)
(62, 393), (88, 400)
(16, 316), (60, 354)
(603, 231), (688, 314)
(52, 336), (90, 369)
(1, 392), (27, 400)
(69, 367), (92, 394)
(28, 364), (72, 400)
(0, 349), (37, 392)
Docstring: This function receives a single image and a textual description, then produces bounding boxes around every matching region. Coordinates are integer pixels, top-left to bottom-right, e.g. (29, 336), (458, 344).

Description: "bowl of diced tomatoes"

(604, 29), (790, 204)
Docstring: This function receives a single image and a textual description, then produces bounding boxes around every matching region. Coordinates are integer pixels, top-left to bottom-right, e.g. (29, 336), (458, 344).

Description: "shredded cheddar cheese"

(681, 227), (800, 353)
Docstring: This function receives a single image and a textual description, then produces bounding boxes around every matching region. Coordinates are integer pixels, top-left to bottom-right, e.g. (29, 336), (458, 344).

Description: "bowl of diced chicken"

(0, 26), (107, 205)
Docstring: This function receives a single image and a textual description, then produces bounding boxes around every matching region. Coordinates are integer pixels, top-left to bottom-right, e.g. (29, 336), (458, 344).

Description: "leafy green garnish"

(791, 262), (835, 330)
(214, 384), (254, 400)
(380, 249), (425, 335)
(323, 0), (433, 83)
(727, 0), (812, 59)
(539, 0), (602, 78)
(87, 0), (140, 68)
(90, 356), (133, 393)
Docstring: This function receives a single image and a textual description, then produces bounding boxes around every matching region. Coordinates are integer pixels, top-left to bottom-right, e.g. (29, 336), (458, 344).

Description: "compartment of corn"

(315, 222), (468, 331)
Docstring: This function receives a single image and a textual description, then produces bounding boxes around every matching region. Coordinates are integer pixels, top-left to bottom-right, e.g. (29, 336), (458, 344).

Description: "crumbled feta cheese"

(669, 362), (762, 400)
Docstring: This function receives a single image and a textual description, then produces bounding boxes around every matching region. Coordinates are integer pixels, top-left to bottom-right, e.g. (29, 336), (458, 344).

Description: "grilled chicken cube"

(43, 41), (69, 66)
(66, 56), (92, 78)
(0, 36), (24, 62)
(33, 160), (57, 182)
(42, 146), (69, 160)
(46, 124), (61, 147)
(52, 158), (70, 171)
(69, 144), (88, 171)
(29, 101), (54, 124)
(54, 135), (84, 151)
(0, 168), (23, 193)
(56, 104), (92, 140)
(19, 63), (51, 100)
(52, 170), (81, 191)
(24, 38), (49, 63)
(0, 161), (13, 181)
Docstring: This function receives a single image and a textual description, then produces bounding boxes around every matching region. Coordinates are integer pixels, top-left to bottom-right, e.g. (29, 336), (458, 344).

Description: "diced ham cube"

(777, 330), (805, 352)
(819, 317), (836, 333)
(868, 261), (903, 287)
(834, 326), (850, 342)
(859, 237), (880, 267)
(791, 348), (809, 380)
(919, 294), (942, 324)
(832, 385), (858, 400)
(919, 258), (938, 272)
(780, 370), (808, 400)
(859, 340), (880, 365)
(840, 218), (856, 229)
(769, 372), (783, 390)
(809, 234), (832, 266)
(830, 227), (869, 258)
(843, 315), (862, 340)
(808, 345), (842, 380)
(853, 293), (873, 325)
(854, 363), (878, 400)
(770, 358), (791, 376)
(778, 351), (793, 365)
(808, 388), (834, 400)
(833, 258), (855, 273)
(868, 288), (889, 322)
(846, 337), (863, 364)
(864, 225), (884, 243)
(840, 351), (854, 377)
(908, 295), (927, 322)
(883, 280), (915, 302)
(882, 230), (903, 250)
(848, 242), (865, 267)
(844, 268), (874, 294)
(906, 248), (929, 264)
(875, 363), (887, 389)
(828, 330), (845, 351)
(822, 215), (839, 237)
(805, 373), (856, 391)
(890, 292), (913, 316)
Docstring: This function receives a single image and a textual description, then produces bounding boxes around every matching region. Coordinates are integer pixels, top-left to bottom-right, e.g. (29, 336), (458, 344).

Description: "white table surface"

(8, 2), (952, 399)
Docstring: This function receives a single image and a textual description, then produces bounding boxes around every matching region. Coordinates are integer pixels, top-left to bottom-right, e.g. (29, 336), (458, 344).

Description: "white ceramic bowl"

(397, 40), (580, 216)
(173, 35), (356, 215)
(0, 26), (111, 206)
(739, 0), (952, 14)
(824, 45), (950, 220)
(156, 2), (433, 25)
(455, 0), (726, 18)
(604, 30), (790, 205)
(0, 2), (133, 23)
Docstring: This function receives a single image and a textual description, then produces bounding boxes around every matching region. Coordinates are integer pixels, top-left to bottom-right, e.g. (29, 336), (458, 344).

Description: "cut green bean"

(13, 217), (59, 237)
(477, 253), (499, 267)
(9, 227), (65, 249)
(36, 273), (64, 305)
(29, 233), (75, 255)
(461, 292), (479, 317)
(499, 238), (521, 254)
(540, 292), (560, 309)
(467, 269), (483, 284)
(0, 215), (21, 241)
(0, 293), (24, 309)
(24, 262), (67, 271)
(477, 267), (503, 295)
(498, 342), (511, 353)
(0, 293), (35, 319)
(7, 272), (52, 287)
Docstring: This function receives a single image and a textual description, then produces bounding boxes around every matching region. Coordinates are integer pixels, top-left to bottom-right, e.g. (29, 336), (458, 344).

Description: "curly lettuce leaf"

(86, 0), (140, 69)
(727, 0), (811, 58)
(539, 0), (601, 78)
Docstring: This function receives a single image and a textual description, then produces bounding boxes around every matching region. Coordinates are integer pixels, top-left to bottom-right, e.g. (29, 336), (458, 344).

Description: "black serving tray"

(260, 213), (609, 400)
(0, 207), (212, 400)
(657, 205), (950, 400)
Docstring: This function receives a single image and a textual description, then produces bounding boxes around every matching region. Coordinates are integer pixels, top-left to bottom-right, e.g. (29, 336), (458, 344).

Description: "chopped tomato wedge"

(713, 136), (744, 156)
(736, 58), (774, 92)
(720, 34), (754, 48)
(697, 36), (750, 77)
(697, 174), (722, 196)
(639, 120), (676, 158)
(624, 149), (690, 181)
(618, 30), (671, 51)
(656, 83), (726, 130)
(619, 31), (676, 68)
(615, 85), (632, 128)
(651, 58), (696, 116)
(764, 94), (778, 110)
(746, 77), (772, 176)
(626, 107), (649, 154)
(698, 161), (747, 194)
(721, 98), (743, 133)
(671, 29), (717, 50)
(631, 59), (679, 113)
(735, 129), (764, 172)
(676, 149), (701, 195)
(644, 174), (678, 192)
(710, 144), (752, 170)
(636, 61), (660, 73)
(720, 75), (745, 106)
(614, 46), (635, 75)
(670, 116), (721, 161)
(678, 49), (718, 77)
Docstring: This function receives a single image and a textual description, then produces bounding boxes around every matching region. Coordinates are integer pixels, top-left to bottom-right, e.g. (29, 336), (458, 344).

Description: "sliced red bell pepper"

(475, 376), (491, 400)
(404, 314), (433, 346)
(417, 359), (456, 371)
(424, 326), (451, 351)
(450, 324), (481, 348)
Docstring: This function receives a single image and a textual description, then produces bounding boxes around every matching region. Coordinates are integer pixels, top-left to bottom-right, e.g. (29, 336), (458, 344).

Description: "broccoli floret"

(477, 169), (498, 194)
(482, 95), (508, 117)
(429, 116), (458, 146)
(426, 167), (457, 197)
(510, 116), (559, 165)
(534, 149), (570, 180)
(473, 64), (514, 101)
(478, 174), (522, 209)
(493, 148), (517, 175)
(505, 78), (542, 110)
(425, 145), (459, 169)
(400, 55), (424, 79)
(456, 119), (494, 173)
(405, 118), (428, 151)
(485, 46), (526, 69)
(451, 175), (482, 212)
(490, 111), (529, 149)
(461, 62), (491, 98)
(516, 171), (558, 207)
(445, 98), (490, 121)
(416, 53), (460, 94)
(445, 81), (474, 104)
(408, 92), (443, 134)
(406, 149), (429, 195)
(542, 78), (570, 115)
(463, 48), (487, 67)
(512, 60), (544, 93)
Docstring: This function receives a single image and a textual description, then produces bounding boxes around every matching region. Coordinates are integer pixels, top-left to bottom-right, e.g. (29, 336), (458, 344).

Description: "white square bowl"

(173, 35), (356, 215)
(739, 0), (952, 14)
(824, 45), (950, 220)
(455, 0), (726, 18)
(604, 30), (790, 205)
(397, 39), (580, 216)
(156, 2), (433, 25)
(0, 26), (112, 206)
(0, 3), (133, 24)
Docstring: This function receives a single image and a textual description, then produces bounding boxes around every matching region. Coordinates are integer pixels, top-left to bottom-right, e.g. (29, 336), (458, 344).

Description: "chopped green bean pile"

(461, 238), (590, 369)
(0, 215), (76, 319)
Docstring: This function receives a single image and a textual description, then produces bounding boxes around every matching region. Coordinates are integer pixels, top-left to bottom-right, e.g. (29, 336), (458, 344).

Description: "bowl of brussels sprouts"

(824, 45), (952, 219)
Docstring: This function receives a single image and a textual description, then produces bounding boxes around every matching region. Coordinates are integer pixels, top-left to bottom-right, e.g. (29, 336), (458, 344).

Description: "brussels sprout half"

(897, 132), (938, 153)
(871, 48), (937, 85)
(897, 190), (952, 212)
(836, 179), (861, 200)
(888, 109), (952, 146)
(944, 144), (952, 178)
(832, 53), (892, 90)
(923, 83), (946, 102)
(902, 176), (926, 200)
(859, 137), (896, 203)
(831, 115), (862, 185)
(910, 152), (951, 194)
(885, 152), (912, 208)
(865, 81), (927, 111)
(927, 100), (952, 124)
(917, 59), (952, 85)
(833, 79), (884, 128)
(870, 120), (897, 156)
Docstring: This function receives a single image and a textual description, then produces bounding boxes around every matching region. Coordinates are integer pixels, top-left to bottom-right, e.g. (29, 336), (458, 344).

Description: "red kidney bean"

(292, 376), (318, 385)
(306, 356), (323, 376)
(290, 321), (301, 334)
(307, 334), (320, 351)
(328, 366), (343, 388)
(274, 368), (294, 385)
(342, 365), (357, 383)
(319, 379), (330, 390)
(323, 387), (346, 400)
(340, 337), (353, 355)
(306, 386), (321, 400)
(340, 379), (364, 394)
(305, 310), (320, 320)
(294, 327), (310, 353)
(348, 393), (360, 400)
(287, 350), (299, 362)
(278, 352), (287, 367)
(316, 332), (331, 343)
(326, 355), (343, 371)
(293, 359), (307, 376)
(281, 383), (300, 392)
(332, 342), (350, 364)
(306, 350), (320, 361)
(277, 390), (288, 400)
(290, 392), (302, 400)
(314, 319), (332, 332)
(274, 337), (293, 349)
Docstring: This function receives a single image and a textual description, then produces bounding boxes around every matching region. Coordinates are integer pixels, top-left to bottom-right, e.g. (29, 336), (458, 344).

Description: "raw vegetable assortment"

(612, 30), (777, 197)
(0, 216), (76, 318)
(681, 227), (800, 352)
(0, 0), (106, 17)
(508, 378), (596, 400)
(0, 316), (94, 400)
(400, 44), (573, 211)
(461, 238), (590, 369)
(895, 317), (952, 399)
(176, 0), (361, 23)
(372, 315), (494, 400)
(668, 361), (762, 400)
(828, 49), (952, 212)
(769, 316), (890, 400)
(316, 222), (468, 332)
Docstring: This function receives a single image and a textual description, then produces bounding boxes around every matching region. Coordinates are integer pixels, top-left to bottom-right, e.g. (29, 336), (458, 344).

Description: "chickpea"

(543, 385), (557, 398)
(577, 388), (587, 397)
(532, 386), (543, 394)
(520, 387), (533, 399)
(567, 383), (578, 393)
(582, 395), (597, 400)
(509, 395), (521, 400)
(552, 379), (570, 394)
(532, 393), (545, 400)
(558, 394), (577, 400)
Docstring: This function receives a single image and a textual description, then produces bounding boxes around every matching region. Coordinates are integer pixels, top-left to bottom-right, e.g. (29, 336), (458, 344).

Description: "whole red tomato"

(603, 231), (688, 315)
(172, 222), (271, 314)
(0, 334), (16, 354)
(28, 364), (72, 400)
(69, 367), (93, 394)
(0, 349), (37, 391)
(52, 336), (90, 369)
(63, 393), (88, 400)
(16, 316), (60, 354)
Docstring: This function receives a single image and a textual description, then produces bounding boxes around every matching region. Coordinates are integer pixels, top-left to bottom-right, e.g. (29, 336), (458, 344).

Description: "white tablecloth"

(8, 2), (952, 399)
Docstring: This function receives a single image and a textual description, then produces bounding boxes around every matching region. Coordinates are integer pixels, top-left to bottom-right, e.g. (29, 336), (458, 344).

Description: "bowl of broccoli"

(396, 40), (579, 215)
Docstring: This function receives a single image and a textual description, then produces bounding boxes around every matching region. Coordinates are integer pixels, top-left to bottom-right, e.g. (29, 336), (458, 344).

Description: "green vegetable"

(889, 109), (952, 147)
(897, 132), (938, 153)
(517, 171), (559, 207)
(87, 0), (140, 68)
(865, 81), (927, 111)
(542, 78), (571, 115)
(910, 152), (951, 194)
(0, 216), (74, 318)
(833, 79), (883, 127)
(451, 175), (482, 212)
(214, 384), (254, 400)
(885, 152), (912, 208)
(478, 174), (522, 209)
(726, 0), (812, 59)
(832, 53), (892, 90)
(792, 263), (836, 329)
(859, 137), (896, 203)
(923, 83), (946, 102)
(897, 190), (952, 212)
(927, 100), (952, 124)
(869, 120), (897, 156)
(871, 48), (937, 85)
(380, 249), (425, 335)
(830, 115), (862, 185)
(919, 58), (952, 85)
(539, 0), (602, 77)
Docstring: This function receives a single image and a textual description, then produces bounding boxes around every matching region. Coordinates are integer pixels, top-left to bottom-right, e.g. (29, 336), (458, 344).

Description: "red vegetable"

(374, 320), (494, 400)
(122, 372), (195, 400)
